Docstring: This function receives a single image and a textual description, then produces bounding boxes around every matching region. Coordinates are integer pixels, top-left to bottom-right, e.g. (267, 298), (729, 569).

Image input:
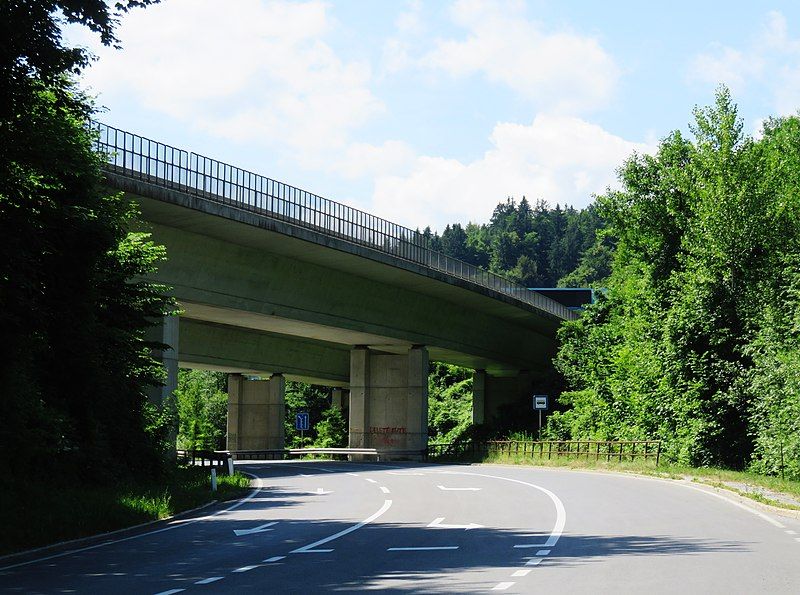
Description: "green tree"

(0, 0), (167, 479)
(175, 370), (227, 451)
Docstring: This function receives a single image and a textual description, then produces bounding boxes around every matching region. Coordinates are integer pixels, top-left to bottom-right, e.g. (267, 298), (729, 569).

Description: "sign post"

(295, 412), (310, 446)
(533, 395), (548, 440)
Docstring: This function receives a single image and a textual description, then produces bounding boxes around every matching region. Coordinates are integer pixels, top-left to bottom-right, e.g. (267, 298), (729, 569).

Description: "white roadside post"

(227, 456), (234, 476)
(211, 468), (218, 492)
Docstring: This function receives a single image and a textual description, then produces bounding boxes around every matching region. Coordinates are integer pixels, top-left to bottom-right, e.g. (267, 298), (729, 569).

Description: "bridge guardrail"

(428, 440), (661, 465)
(93, 123), (575, 320)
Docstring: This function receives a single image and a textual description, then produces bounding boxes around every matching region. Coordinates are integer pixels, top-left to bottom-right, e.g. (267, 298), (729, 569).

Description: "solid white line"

(678, 483), (786, 529)
(291, 499), (393, 554)
(380, 486), (391, 494)
(232, 565), (259, 573)
(442, 471), (566, 549)
(194, 577), (224, 585)
(387, 546), (459, 551)
(365, 478), (378, 484)
(437, 486), (481, 491)
(525, 557), (543, 566)
(154, 590), (185, 595)
(0, 475), (265, 572)
(262, 556), (286, 563)
(492, 582), (515, 590)
(512, 569), (532, 577)
(536, 549), (551, 556)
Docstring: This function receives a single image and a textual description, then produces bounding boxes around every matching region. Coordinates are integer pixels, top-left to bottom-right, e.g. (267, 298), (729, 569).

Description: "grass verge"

(469, 453), (800, 510)
(0, 466), (251, 557)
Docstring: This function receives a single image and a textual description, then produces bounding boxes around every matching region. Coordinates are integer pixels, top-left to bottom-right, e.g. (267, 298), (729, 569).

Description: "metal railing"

(428, 440), (662, 465)
(93, 123), (575, 320)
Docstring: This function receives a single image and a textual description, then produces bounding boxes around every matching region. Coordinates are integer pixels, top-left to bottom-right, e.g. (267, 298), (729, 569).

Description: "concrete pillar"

(331, 388), (344, 409)
(348, 346), (429, 458)
(348, 346), (370, 449)
(472, 369), (486, 425)
(147, 315), (179, 406)
(479, 371), (535, 429)
(227, 373), (285, 451)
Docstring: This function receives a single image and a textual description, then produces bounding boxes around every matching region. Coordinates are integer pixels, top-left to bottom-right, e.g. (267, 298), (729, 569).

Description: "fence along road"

(94, 123), (575, 322)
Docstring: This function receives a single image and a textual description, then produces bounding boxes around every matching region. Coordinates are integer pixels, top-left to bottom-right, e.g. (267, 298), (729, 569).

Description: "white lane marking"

(309, 488), (333, 495)
(262, 556), (286, 563)
(0, 475), (265, 572)
(232, 565), (259, 573)
(387, 472), (426, 476)
(233, 521), (278, 536)
(441, 471), (566, 549)
(316, 468), (337, 473)
(291, 500), (393, 554)
(427, 517), (483, 530)
(347, 472), (360, 477)
(194, 577), (224, 585)
(512, 569), (532, 577)
(437, 486), (481, 491)
(364, 478), (378, 484)
(786, 530), (796, 535)
(154, 590), (185, 595)
(380, 486), (391, 494)
(299, 474), (312, 477)
(525, 557), (543, 566)
(387, 546), (459, 551)
(678, 483), (786, 529)
(795, 537), (800, 543)
(492, 582), (515, 590)
(536, 549), (551, 556)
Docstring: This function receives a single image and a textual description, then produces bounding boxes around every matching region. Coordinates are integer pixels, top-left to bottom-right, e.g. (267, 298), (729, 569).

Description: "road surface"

(3, 461), (799, 593)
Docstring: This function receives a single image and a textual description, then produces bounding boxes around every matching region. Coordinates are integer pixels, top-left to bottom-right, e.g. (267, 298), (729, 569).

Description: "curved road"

(3, 461), (799, 593)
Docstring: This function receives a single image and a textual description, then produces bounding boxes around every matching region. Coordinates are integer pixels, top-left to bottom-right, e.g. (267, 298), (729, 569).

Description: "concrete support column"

(348, 347), (370, 449)
(478, 370), (535, 429)
(472, 369), (486, 425)
(347, 345), (429, 458)
(147, 315), (180, 406)
(227, 373), (285, 451)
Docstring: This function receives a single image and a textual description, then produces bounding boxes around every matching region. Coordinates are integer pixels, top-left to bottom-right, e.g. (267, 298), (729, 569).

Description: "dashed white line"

(512, 569), (532, 577)
(364, 478), (378, 484)
(154, 590), (184, 595)
(262, 556), (286, 563)
(291, 499), (393, 554)
(525, 557), (543, 566)
(536, 549), (551, 556)
(194, 577), (224, 585)
(347, 472), (360, 477)
(795, 537), (800, 543)
(232, 565), (259, 573)
(786, 530), (797, 535)
(492, 582), (515, 590)
(387, 546), (459, 551)
(380, 486), (391, 494)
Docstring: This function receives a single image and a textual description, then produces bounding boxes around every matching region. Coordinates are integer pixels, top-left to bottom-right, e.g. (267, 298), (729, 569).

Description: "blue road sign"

(295, 412), (310, 431)
(533, 395), (549, 410)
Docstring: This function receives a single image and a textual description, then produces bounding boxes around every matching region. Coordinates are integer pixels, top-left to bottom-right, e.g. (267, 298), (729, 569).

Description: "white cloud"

(688, 11), (800, 116)
(367, 114), (651, 231)
(74, 0), (382, 160)
(420, 0), (620, 113)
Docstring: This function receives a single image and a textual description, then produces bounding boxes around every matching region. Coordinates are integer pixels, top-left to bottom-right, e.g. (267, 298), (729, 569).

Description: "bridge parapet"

(94, 123), (575, 321)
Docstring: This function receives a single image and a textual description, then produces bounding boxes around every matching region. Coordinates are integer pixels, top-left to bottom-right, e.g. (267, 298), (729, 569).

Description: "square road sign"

(533, 395), (548, 410)
(295, 412), (310, 431)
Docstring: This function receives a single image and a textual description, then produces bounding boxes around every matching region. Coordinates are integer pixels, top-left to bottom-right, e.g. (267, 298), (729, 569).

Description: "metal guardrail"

(176, 449), (232, 467)
(229, 447), (426, 461)
(93, 122), (575, 320)
(428, 440), (661, 465)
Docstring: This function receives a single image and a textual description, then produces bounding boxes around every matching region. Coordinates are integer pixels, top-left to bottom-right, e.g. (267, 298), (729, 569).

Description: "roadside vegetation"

(0, 467), (250, 556)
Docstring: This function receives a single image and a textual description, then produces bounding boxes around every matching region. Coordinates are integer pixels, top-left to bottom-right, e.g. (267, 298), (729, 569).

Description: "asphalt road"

(3, 461), (800, 594)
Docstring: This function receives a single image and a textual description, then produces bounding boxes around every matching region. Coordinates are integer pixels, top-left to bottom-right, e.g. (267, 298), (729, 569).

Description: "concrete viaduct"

(97, 123), (576, 456)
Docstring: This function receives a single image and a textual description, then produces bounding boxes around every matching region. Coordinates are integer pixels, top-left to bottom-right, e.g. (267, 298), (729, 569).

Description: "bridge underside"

(124, 179), (566, 454)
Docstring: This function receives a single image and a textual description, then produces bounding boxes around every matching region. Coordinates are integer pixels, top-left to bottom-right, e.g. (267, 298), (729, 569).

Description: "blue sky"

(67, 0), (800, 231)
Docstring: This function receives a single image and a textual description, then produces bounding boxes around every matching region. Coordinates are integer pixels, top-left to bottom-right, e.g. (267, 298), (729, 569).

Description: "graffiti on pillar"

(369, 426), (407, 447)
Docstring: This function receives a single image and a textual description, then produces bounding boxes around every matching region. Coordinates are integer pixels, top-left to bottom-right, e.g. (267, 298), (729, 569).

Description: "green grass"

(0, 466), (251, 556)
(475, 451), (800, 508)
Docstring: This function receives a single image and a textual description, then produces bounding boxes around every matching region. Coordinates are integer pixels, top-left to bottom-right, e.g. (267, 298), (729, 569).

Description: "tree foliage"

(175, 370), (227, 451)
(551, 89), (800, 474)
(0, 0), (169, 479)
